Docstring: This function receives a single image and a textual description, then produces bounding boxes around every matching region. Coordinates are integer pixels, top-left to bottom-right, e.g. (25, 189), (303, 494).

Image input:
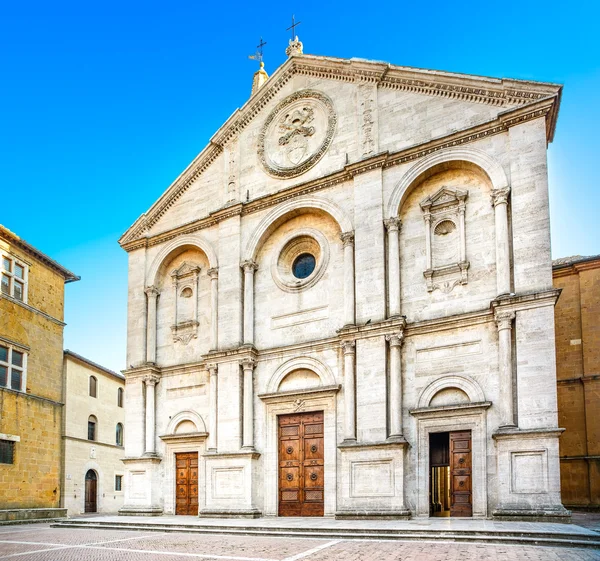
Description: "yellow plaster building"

(0, 225), (78, 522)
(62, 351), (126, 515)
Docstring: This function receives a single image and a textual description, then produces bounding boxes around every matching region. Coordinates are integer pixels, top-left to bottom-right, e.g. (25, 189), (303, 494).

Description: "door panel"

(84, 476), (97, 513)
(175, 452), (199, 515)
(449, 431), (472, 517)
(278, 411), (324, 516)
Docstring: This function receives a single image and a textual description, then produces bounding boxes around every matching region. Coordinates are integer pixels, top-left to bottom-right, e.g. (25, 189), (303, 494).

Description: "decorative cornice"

(119, 57), (560, 251)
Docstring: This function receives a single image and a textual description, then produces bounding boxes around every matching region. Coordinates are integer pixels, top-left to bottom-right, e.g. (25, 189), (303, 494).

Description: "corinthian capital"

(340, 231), (355, 248)
(385, 332), (404, 347)
(341, 340), (356, 354)
(145, 285), (160, 298)
(491, 187), (511, 207)
(142, 374), (160, 386)
(207, 267), (219, 280)
(495, 310), (515, 331)
(241, 358), (257, 371)
(384, 217), (402, 233)
(241, 260), (259, 274)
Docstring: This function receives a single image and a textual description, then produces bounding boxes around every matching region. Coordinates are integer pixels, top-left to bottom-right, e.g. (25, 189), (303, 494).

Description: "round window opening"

(292, 253), (316, 279)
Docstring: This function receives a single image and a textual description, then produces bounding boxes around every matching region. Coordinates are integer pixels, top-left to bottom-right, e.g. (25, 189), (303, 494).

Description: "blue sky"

(1, 1), (598, 372)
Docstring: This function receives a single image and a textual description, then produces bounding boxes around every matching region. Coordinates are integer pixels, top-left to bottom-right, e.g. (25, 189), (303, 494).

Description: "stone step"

(51, 520), (600, 549)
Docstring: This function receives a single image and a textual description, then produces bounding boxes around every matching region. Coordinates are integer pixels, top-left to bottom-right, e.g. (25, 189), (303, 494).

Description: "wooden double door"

(429, 430), (472, 517)
(175, 452), (199, 515)
(278, 411), (324, 516)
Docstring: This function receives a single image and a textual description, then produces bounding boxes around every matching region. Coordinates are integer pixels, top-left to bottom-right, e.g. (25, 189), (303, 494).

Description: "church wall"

(377, 88), (502, 154)
(398, 166), (497, 322)
(126, 248), (147, 368)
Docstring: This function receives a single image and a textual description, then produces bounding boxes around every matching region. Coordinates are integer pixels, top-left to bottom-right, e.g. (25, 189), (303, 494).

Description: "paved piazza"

(0, 524), (598, 561)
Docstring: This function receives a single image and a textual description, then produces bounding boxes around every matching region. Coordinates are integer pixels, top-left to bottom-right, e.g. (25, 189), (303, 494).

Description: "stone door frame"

(411, 403), (490, 518)
(260, 386), (340, 517)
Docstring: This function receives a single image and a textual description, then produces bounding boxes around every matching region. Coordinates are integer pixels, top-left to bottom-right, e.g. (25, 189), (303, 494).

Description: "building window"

(88, 415), (97, 441)
(115, 474), (122, 491)
(89, 376), (97, 398)
(115, 423), (124, 446)
(117, 387), (124, 408)
(0, 440), (15, 464)
(292, 253), (316, 279)
(1, 254), (27, 302)
(0, 344), (26, 392)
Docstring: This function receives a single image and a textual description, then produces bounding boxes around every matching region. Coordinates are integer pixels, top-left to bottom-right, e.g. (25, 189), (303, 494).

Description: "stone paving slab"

(0, 524), (598, 561)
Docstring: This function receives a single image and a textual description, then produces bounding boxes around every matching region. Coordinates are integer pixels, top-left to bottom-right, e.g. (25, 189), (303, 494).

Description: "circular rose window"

(271, 229), (329, 293)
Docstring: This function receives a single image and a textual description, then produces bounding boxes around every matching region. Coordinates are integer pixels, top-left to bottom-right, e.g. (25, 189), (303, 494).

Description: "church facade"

(119, 41), (568, 520)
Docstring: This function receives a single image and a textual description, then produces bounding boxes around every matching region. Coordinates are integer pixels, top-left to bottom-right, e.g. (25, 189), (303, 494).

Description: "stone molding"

(243, 194), (353, 261)
(120, 96), (556, 251)
(159, 432), (208, 443)
(164, 410), (207, 435)
(258, 384), (341, 403)
(416, 374), (487, 409)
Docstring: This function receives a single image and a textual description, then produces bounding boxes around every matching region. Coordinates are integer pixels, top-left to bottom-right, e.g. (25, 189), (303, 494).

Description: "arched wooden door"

(85, 470), (98, 513)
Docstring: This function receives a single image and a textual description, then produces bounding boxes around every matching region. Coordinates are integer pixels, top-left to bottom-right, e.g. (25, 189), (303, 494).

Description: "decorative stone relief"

(420, 187), (469, 293)
(170, 262), (201, 345)
(358, 83), (378, 157)
(226, 138), (239, 203)
(258, 90), (336, 179)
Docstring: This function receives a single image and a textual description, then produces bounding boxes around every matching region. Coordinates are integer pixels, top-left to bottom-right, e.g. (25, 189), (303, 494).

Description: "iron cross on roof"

(249, 37), (267, 64)
(287, 15), (301, 39)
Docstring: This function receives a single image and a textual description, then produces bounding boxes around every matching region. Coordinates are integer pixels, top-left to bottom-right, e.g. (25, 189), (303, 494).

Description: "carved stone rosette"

(258, 90), (337, 179)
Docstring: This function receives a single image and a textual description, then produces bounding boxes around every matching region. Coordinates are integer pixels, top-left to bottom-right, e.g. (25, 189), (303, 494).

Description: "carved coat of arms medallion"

(258, 90), (336, 179)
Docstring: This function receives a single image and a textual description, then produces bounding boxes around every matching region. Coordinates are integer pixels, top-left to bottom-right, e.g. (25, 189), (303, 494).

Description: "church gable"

(121, 54), (561, 247)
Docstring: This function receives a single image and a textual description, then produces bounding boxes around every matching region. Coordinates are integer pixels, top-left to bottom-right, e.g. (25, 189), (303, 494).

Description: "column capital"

(386, 332), (404, 347)
(384, 217), (401, 233)
(241, 357), (257, 371)
(340, 231), (355, 247)
(207, 267), (219, 279)
(241, 260), (259, 273)
(145, 285), (160, 298)
(142, 374), (160, 386)
(491, 187), (511, 207)
(206, 363), (218, 375)
(341, 340), (356, 354)
(495, 310), (515, 330)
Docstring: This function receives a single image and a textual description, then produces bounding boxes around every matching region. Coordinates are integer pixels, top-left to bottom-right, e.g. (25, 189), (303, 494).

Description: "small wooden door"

(278, 411), (324, 517)
(175, 452), (199, 515)
(450, 430), (472, 517)
(84, 470), (97, 513)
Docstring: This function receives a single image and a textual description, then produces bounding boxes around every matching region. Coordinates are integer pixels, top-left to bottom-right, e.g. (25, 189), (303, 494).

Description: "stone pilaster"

(207, 363), (218, 452)
(384, 218), (402, 317)
(208, 268), (219, 351)
(495, 310), (516, 428)
(340, 232), (355, 327)
(241, 260), (258, 345)
(492, 187), (512, 296)
(342, 340), (356, 442)
(241, 358), (256, 450)
(144, 286), (160, 364)
(143, 374), (160, 455)
(386, 326), (405, 439)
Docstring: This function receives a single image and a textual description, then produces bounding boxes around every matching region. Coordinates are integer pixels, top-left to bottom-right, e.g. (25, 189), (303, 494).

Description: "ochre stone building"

(0, 225), (78, 521)
(553, 255), (600, 509)
(119, 40), (569, 520)
(62, 351), (126, 515)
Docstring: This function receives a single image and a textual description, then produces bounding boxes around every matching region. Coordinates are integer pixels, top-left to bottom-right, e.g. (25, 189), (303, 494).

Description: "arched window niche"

(89, 376), (97, 398)
(88, 415), (97, 441)
(116, 423), (124, 446)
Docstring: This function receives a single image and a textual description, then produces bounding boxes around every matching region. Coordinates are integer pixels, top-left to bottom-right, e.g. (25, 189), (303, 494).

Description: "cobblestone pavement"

(0, 524), (598, 561)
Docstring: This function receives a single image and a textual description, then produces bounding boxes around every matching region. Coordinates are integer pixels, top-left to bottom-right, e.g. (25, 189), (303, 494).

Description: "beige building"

(119, 40), (568, 521)
(62, 351), (125, 515)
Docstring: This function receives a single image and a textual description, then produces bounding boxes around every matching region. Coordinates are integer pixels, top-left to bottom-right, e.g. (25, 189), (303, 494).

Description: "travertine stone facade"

(0, 225), (78, 519)
(119, 50), (568, 520)
(62, 351), (126, 515)
(553, 255), (600, 509)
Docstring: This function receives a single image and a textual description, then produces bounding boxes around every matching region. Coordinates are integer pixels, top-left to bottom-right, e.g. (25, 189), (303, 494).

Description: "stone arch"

(417, 375), (486, 409)
(265, 357), (336, 394)
(147, 234), (218, 286)
(244, 195), (353, 262)
(386, 147), (509, 218)
(164, 410), (207, 435)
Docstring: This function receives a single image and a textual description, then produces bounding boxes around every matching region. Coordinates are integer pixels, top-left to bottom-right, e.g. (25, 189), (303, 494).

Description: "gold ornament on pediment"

(258, 90), (336, 179)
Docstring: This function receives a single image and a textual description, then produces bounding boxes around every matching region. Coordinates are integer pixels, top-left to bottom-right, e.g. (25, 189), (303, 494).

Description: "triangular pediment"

(421, 187), (468, 211)
(119, 54), (561, 248)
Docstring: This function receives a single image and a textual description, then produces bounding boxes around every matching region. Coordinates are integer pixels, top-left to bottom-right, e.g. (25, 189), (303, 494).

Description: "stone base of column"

(385, 434), (407, 444)
(121, 456), (163, 517)
(203, 451), (261, 517)
(492, 427), (568, 522)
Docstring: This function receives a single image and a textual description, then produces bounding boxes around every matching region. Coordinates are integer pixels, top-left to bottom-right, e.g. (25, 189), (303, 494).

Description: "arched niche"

(244, 195), (353, 262)
(386, 147), (509, 218)
(147, 234), (218, 287)
(162, 410), (207, 437)
(417, 375), (486, 409)
(265, 357), (336, 395)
